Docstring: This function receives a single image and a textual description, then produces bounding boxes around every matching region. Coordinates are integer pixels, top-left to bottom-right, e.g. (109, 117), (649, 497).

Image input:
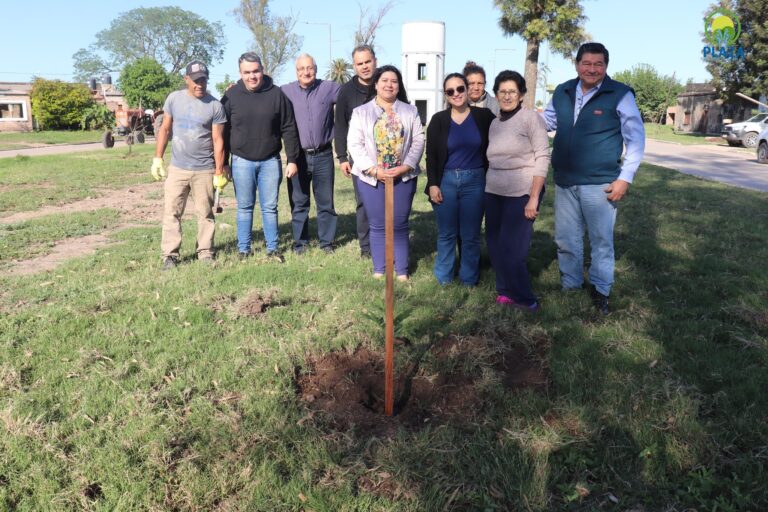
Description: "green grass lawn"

(643, 123), (725, 146)
(0, 130), (105, 151)
(1, 147), (767, 510)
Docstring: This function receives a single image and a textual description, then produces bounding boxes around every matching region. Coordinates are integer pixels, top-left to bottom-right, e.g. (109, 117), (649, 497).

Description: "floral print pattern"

(373, 110), (404, 171)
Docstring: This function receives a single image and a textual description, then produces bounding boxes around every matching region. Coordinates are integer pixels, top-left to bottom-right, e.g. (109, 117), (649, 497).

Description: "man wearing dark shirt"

(334, 45), (377, 258)
(282, 54), (341, 254)
(221, 52), (300, 262)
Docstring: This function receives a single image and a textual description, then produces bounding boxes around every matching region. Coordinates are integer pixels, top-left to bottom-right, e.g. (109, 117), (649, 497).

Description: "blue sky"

(4, 0), (714, 100)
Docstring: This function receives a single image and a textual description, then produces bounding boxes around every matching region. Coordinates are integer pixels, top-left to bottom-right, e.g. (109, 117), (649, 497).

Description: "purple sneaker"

(496, 295), (540, 313)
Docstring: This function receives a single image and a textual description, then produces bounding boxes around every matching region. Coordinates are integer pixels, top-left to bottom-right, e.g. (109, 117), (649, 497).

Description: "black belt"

(303, 142), (332, 155)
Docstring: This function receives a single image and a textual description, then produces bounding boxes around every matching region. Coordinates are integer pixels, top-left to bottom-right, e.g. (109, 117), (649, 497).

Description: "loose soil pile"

(295, 335), (549, 437)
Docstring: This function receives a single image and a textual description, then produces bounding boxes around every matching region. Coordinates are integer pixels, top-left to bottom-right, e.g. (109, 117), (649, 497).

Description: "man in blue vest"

(542, 42), (645, 315)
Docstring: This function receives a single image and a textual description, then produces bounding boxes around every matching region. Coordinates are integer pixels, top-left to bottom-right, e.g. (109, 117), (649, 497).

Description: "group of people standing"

(151, 41), (644, 315)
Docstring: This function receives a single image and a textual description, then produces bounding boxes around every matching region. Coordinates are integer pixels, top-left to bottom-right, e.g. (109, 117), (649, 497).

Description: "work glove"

(151, 157), (166, 181)
(213, 173), (229, 191)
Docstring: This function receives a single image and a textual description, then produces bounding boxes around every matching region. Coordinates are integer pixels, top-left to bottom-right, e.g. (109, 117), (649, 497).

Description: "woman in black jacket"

(425, 73), (495, 286)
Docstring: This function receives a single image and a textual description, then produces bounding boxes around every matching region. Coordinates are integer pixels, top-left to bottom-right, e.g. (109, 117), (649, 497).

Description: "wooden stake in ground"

(384, 177), (395, 416)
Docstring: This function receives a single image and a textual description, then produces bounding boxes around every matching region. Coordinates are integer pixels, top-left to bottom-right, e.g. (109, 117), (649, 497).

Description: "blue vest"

(551, 76), (632, 186)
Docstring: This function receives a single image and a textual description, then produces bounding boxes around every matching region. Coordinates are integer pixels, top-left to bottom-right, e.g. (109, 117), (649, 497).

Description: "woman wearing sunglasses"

(425, 73), (496, 286)
(485, 70), (550, 311)
(347, 65), (425, 281)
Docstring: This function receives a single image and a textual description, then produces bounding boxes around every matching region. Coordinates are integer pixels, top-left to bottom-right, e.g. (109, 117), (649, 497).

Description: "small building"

(667, 83), (752, 134)
(0, 79), (128, 133)
(0, 82), (33, 132)
(89, 82), (127, 113)
(401, 21), (445, 126)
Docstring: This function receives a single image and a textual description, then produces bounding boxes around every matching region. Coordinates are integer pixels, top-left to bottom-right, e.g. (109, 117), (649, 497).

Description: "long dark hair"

(366, 65), (409, 103)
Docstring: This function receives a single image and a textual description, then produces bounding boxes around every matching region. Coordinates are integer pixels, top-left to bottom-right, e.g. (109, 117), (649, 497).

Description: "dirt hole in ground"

(83, 482), (103, 501)
(238, 292), (272, 317)
(210, 289), (281, 318)
(295, 335), (549, 436)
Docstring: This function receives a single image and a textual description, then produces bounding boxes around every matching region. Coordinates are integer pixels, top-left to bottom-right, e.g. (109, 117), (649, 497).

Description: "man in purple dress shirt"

(281, 54), (341, 254)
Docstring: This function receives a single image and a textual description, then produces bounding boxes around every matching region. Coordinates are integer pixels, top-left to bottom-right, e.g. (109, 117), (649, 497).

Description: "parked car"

(757, 127), (768, 163)
(721, 113), (768, 148)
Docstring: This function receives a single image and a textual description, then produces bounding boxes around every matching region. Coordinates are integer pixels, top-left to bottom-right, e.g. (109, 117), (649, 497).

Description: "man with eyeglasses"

(334, 44), (378, 258)
(221, 52), (300, 263)
(281, 54), (341, 255)
(542, 42), (645, 315)
(152, 60), (227, 270)
(463, 61), (500, 116)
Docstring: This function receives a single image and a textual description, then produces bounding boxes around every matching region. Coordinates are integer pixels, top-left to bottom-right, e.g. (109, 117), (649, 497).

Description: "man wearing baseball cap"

(151, 60), (228, 270)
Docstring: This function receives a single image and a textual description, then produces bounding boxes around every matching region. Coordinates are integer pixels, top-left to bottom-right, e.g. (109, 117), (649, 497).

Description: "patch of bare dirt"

(209, 289), (284, 319)
(7, 235), (112, 276)
(295, 335), (549, 437)
(0, 183), (160, 225)
(4, 183), (237, 275)
(236, 290), (275, 317)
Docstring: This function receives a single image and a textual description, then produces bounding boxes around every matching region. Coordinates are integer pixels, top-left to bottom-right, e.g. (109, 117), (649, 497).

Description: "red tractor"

(102, 108), (163, 148)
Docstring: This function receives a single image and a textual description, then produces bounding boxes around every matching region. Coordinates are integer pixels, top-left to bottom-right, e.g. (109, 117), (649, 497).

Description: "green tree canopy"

(215, 74), (235, 98)
(119, 58), (182, 110)
(704, 0), (768, 103)
(30, 78), (95, 130)
(613, 64), (683, 123)
(494, 0), (589, 108)
(72, 7), (225, 82)
(233, 0), (303, 77)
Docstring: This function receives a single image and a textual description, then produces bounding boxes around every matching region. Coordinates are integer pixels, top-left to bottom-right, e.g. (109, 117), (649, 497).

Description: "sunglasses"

(444, 85), (466, 96)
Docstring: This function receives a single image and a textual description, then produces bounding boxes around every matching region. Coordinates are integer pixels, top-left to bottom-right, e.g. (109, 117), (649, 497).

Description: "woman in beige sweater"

(485, 70), (550, 311)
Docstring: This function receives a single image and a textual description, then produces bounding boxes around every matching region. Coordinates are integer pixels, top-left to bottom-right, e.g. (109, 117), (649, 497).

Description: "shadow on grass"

(275, 168), (768, 509)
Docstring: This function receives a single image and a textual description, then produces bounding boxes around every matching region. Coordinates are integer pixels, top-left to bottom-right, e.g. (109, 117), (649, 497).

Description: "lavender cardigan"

(347, 99), (424, 187)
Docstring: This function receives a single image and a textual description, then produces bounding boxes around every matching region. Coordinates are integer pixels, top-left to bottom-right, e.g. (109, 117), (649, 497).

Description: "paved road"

(3, 136), (766, 192)
(643, 139), (768, 192)
(0, 138), (149, 158)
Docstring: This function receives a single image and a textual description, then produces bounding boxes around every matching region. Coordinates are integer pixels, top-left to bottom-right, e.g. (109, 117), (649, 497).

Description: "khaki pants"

(161, 165), (215, 259)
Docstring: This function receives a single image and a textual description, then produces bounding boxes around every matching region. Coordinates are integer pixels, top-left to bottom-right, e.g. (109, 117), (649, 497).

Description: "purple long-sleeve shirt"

(281, 79), (341, 150)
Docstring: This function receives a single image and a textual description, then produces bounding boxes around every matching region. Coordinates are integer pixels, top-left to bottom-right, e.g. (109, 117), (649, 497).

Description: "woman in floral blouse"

(347, 65), (425, 280)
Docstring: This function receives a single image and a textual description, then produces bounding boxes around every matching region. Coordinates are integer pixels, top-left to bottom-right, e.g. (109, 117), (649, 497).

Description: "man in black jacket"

(334, 45), (377, 258)
(222, 52), (300, 262)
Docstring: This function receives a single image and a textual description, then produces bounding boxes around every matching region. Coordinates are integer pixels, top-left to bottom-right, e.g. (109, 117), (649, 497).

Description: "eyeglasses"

(296, 66), (316, 73)
(497, 90), (520, 98)
(444, 85), (466, 97)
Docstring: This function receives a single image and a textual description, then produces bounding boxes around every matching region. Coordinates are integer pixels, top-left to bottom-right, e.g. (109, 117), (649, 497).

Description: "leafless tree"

(354, 0), (395, 50)
(233, 0), (303, 77)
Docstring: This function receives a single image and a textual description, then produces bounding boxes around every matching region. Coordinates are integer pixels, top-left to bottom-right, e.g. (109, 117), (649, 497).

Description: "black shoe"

(293, 245), (307, 256)
(590, 285), (610, 315)
(360, 249), (372, 259)
(162, 256), (178, 271)
(266, 250), (285, 263)
(322, 245), (335, 254)
(238, 251), (251, 261)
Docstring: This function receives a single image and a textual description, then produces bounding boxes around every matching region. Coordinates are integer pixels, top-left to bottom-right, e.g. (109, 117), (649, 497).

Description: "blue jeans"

(554, 184), (618, 296)
(231, 154), (282, 253)
(431, 167), (485, 285)
(287, 148), (336, 249)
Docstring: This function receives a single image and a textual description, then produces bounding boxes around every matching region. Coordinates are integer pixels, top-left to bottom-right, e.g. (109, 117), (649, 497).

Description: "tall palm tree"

(326, 58), (352, 84)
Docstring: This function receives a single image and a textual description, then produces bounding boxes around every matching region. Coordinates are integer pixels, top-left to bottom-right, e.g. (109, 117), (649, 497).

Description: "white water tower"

(401, 21), (445, 126)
